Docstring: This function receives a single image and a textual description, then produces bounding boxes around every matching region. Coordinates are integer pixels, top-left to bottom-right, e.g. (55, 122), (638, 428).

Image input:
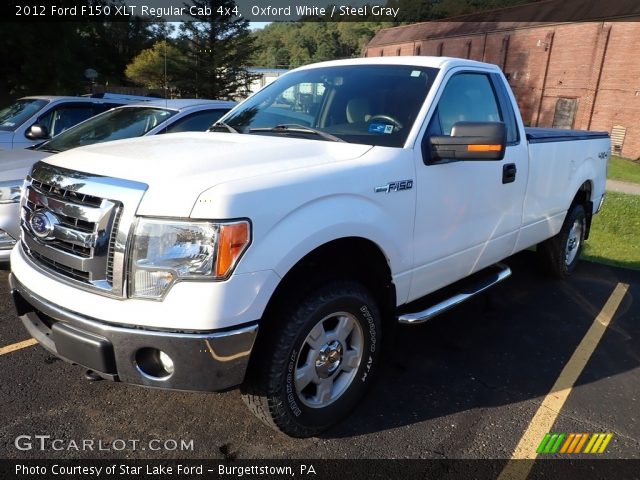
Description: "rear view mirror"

(25, 124), (50, 140)
(429, 121), (506, 162)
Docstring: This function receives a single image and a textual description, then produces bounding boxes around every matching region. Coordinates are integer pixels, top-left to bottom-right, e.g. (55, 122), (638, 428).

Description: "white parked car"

(0, 99), (235, 260)
(10, 57), (609, 437)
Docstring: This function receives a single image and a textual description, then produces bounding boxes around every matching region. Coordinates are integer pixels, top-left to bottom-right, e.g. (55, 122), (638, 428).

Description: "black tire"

(241, 280), (382, 438)
(537, 203), (586, 279)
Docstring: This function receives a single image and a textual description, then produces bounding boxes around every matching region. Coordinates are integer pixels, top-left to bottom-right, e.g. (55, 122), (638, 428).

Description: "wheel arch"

(571, 180), (594, 239)
(262, 236), (397, 326)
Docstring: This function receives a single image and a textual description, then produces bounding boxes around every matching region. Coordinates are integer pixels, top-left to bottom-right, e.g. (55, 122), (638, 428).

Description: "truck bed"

(525, 128), (609, 144)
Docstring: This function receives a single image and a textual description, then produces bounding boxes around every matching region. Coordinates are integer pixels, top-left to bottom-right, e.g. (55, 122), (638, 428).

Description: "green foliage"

(177, 0), (257, 99)
(250, 22), (392, 69)
(583, 192), (640, 270)
(387, 0), (443, 22)
(608, 156), (640, 185)
(248, 0), (536, 69)
(0, 0), (168, 104)
(125, 41), (188, 91)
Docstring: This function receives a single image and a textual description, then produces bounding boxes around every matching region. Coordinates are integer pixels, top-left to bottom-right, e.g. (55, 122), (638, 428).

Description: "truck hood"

(43, 132), (374, 217)
(0, 148), (51, 182)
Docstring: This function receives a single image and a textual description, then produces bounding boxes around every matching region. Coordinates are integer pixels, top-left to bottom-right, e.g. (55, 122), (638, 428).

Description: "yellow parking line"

(0, 338), (38, 356)
(498, 282), (629, 480)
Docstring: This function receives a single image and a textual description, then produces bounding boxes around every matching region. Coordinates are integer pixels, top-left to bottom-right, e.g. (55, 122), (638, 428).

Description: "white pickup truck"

(10, 57), (609, 437)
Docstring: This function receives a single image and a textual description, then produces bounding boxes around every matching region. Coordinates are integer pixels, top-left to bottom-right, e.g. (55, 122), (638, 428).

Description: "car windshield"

(0, 99), (48, 131)
(222, 65), (438, 147)
(39, 106), (176, 153)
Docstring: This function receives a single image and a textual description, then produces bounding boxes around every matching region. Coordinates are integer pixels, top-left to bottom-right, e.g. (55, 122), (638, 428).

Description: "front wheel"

(537, 203), (587, 278)
(241, 280), (382, 437)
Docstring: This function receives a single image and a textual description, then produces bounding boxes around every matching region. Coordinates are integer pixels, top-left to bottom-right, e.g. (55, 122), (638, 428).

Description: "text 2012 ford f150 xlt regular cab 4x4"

(10, 57), (609, 437)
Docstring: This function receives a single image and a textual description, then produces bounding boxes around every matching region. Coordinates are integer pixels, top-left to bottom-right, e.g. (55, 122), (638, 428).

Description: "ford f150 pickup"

(10, 57), (609, 437)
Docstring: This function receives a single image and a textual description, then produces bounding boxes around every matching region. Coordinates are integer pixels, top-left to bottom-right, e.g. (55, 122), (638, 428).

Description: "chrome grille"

(106, 207), (122, 284)
(31, 178), (103, 207)
(30, 250), (92, 283)
(20, 162), (148, 297)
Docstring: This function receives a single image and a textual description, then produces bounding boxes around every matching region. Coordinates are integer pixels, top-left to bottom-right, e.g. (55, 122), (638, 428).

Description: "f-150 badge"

(375, 180), (413, 193)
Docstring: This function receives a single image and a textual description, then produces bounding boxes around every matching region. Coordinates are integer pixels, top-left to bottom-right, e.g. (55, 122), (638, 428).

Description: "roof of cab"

(292, 56), (501, 73)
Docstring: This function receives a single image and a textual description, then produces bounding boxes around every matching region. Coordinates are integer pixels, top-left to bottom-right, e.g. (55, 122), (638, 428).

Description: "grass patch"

(583, 192), (640, 270)
(608, 156), (640, 184)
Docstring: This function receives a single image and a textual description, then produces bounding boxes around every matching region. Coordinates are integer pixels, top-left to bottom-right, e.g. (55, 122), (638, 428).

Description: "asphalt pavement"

(0, 250), (638, 462)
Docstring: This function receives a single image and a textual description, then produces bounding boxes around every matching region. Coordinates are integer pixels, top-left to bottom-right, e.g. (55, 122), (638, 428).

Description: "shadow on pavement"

(323, 250), (639, 439)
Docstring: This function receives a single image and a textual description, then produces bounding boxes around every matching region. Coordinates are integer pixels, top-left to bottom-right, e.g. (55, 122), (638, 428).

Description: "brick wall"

(366, 21), (640, 159)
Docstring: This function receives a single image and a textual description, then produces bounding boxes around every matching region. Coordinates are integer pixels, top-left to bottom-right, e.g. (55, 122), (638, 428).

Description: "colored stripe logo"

(537, 433), (613, 454)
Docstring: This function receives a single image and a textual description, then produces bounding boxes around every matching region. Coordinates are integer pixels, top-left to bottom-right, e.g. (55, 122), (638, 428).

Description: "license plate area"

(51, 323), (116, 374)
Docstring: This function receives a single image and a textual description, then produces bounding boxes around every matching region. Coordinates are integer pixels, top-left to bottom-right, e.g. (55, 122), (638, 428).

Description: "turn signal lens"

(215, 221), (250, 278)
(467, 144), (502, 152)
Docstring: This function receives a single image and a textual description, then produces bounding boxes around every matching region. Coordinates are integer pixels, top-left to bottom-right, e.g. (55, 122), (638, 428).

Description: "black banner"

(4, 0), (640, 23)
(1, 459), (640, 480)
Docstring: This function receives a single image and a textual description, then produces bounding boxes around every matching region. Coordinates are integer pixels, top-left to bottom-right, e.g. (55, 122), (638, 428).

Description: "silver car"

(0, 94), (153, 151)
(0, 99), (236, 261)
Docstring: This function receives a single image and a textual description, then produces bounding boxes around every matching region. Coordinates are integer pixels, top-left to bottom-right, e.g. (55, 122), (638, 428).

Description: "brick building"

(365, 5), (640, 159)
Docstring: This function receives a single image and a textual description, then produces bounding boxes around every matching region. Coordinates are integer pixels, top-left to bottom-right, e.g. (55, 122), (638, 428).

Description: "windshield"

(0, 99), (48, 131)
(40, 107), (176, 152)
(222, 65), (438, 147)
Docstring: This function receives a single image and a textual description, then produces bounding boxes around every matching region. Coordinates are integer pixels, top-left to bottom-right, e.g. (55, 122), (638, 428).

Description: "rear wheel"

(241, 280), (381, 437)
(537, 203), (586, 278)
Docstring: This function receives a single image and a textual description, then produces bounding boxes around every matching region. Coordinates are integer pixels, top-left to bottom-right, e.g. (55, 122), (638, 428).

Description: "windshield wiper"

(209, 121), (239, 134)
(249, 124), (344, 143)
(27, 141), (47, 150)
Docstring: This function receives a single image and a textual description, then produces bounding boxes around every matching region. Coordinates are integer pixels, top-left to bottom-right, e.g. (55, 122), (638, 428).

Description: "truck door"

(409, 69), (528, 302)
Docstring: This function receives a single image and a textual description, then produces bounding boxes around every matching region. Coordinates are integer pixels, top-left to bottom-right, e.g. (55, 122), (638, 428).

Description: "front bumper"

(10, 274), (258, 392)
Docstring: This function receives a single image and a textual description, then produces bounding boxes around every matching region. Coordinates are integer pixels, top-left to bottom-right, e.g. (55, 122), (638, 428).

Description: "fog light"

(158, 350), (174, 375)
(135, 348), (174, 379)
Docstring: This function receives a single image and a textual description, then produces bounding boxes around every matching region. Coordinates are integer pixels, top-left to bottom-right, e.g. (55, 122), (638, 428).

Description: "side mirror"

(25, 124), (50, 140)
(429, 121), (506, 162)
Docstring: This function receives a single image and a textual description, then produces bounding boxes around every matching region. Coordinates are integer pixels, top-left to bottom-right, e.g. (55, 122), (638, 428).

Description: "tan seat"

(346, 98), (372, 123)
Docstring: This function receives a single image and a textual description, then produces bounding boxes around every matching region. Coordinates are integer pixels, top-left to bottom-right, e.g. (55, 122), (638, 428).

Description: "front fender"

(238, 193), (414, 305)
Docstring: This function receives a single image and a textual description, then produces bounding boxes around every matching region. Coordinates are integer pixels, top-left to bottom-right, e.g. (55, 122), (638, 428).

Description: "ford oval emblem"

(30, 211), (58, 239)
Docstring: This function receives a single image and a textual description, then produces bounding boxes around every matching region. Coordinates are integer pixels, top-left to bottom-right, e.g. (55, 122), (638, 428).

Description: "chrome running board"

(397, 263), (512, 325)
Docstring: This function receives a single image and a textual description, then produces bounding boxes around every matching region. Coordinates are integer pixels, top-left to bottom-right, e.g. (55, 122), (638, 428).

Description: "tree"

(250, 22), (392, 69)
(125, 41), (188, 92)
(179, 0), (257, 99)
(0, 0), (169, 105)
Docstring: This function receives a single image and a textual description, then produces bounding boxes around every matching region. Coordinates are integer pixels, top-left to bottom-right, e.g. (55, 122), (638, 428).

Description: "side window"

(428, 73), (501, 136)
(491, 73), (520, 145)
(163, 109), (229, 134)
(37, 105), (96, 137)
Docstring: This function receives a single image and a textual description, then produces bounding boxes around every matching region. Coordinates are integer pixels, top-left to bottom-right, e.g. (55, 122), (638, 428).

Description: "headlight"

(129, 218), (250, 299)
(0, 180), (22, 204)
